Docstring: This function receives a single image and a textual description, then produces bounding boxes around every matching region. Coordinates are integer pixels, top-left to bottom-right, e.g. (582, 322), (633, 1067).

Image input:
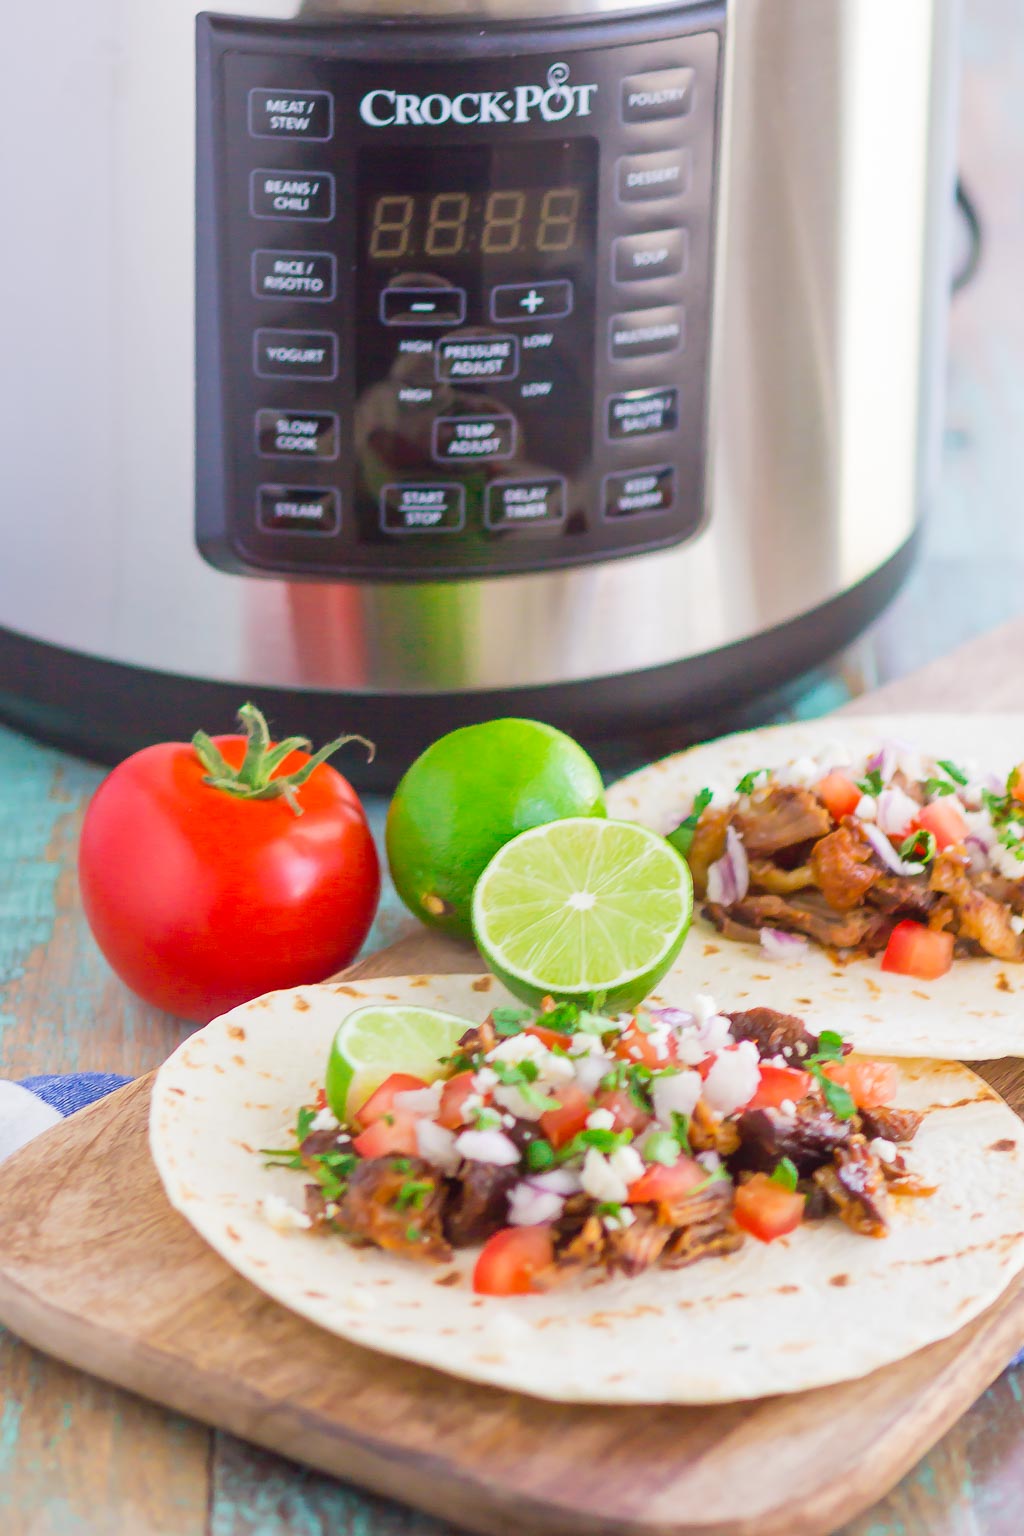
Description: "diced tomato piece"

(352, 1112), (420, 1159)
(1012, 767), (1024, 806)
(473, 1225), (554, 1296)
(525, 1024), (574, 1051)
(880, 921), (954, 981)
(734, 1174), (806, 1242)
(593, 1087), (652, 1137)
(821, 1058), (899, 1109)
(627, 1155), (707, 1205)
(314, 1087), (329, 1112)
(612, 1021), (678, 1071)
(354, 1072), (429, 1129)
(436, 1070), (484, 1131)
(914, 800), (969, 851)
(539, 1083), (592, 1149)
(815, 772), (862, 822)
(748, 1064), (812, 1110)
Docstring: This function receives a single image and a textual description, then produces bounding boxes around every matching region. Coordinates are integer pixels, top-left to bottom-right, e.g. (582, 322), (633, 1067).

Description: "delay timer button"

(621, 68), (695, 124)
(485, 477), (566, 530)
(248, 88), (333, 142)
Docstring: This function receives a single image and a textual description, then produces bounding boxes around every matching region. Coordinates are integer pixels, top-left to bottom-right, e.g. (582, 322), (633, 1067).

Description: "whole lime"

(386, 718), (606, 938)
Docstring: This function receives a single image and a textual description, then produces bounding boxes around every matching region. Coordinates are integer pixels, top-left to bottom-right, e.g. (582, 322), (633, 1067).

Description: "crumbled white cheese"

(702, 1040), (760, 1116)
(489, 1034), (549, 1066)
(460, 1092), (484, 1120)
(642, 1025), (674, 1063)
(393, 1083), (443, 1117)
(568, 1032), (608, 1057)
(415, 1118), (460, 1174)
(869, 1137), (897, 1164)
(262, 1194), (312, 1233)
(1012, 915), (1024, 936)
(581, 1148), (630, 1204)
(699, 1014), (734, 1055)
(493, 1084), (548, 1123)
(609, 1144), (645, 1187)
(572, 1052), (615, 1095)
(586, 1107), (616, 1131)
(309, 1105), (339, 1133)
(602, 1206), (637, 1232)
(693, 993), (719, 1026)
(507, 1182), (566, 1227)
(473, 1067), (499, 1092)
(990, 840), (1024, 881)
(674, 1032), (706, 1067)
(775, 755), (820, 788)
(651, 1069), (702, 1126)
(454, 1128), (520, 1165)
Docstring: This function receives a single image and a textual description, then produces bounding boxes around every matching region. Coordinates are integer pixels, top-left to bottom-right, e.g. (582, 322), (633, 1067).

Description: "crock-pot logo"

(359, 63), (597, 128)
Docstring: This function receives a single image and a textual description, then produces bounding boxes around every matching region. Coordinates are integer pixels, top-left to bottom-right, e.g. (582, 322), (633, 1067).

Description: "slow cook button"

(607, 386), (679, 441)
(485, 477), (566, 530)
(603, 465), (675, 518)
(617, 148), (693, 204)
(250, 169), (335, 222)
(253, 328), (338, 380)
(610, 305), (685, 361)
(248, 88), (334, 141)
(255, 409), (339, 460)
(381, 483), (466, 534)
(432, 414), (516, 463)
(613, 228), (688, 284)
(621, 67), (695, 123)
(251, 250), (337, 301)
(436, 333), (519, 383)
(256, 486), (340, 535)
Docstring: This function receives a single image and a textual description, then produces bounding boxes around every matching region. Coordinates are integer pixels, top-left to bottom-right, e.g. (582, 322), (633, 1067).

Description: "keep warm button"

(607, 386), (679, 440)
(436, 334), (519, 383)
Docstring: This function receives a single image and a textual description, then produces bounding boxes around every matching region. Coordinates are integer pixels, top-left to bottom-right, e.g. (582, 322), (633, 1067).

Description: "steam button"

(621, 68), (695, 123)
(257, 486), (340, 535)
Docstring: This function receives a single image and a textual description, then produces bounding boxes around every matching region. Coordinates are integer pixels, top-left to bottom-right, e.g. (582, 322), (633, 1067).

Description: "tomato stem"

(192, 703), (374, 815)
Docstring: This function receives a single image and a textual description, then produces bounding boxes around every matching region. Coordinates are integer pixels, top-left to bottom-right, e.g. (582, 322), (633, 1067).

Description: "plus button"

(519, 288), (545, 315)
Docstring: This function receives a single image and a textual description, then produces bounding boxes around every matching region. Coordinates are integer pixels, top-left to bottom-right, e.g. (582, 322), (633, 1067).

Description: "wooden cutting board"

(1, 620), (1024, 1536)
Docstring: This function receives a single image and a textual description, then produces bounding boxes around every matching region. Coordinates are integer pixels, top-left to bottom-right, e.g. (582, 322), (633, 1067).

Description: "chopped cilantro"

(627, 1063), (655, 1112)
(770, 1157), (799, 1192)
(857, 769), (884, 797)
(395, 1178), (434, 1212)
(490, 1058), (555, 1112)
(598, 1060), (629, 1093)
(595, 1202), (623, 1218)
(557, 1126), (633, 1162)
(575, 1011), (611, 1036)
(296, 1105), (316, 1141)
(472, 1104), (503, 1130)
(491, 1006), (533, 1036)
(817, 1073), (857, 1121)
(983, 787), (1011, 820)
(898, 828), (937, 865)
(924, 777), (956, 798)
(936, 759), (968, 786)
(405, 1224), (423, 1244)
(809, 1030), (845, 1063)
(391, 1157), (412, 1174)
(644, 1130), (680, 1166)
(671, 1112), (692, 1153)
(735, 768), (769, 796)
(667, 787), (713, 858)
(526, 1138), (556, 1172)
(539, 1001), (581, 1035)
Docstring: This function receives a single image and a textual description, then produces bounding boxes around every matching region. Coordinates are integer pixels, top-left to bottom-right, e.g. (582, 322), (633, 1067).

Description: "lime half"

(472, 817), (693, 1010)
(325, 1005), (472, 1121)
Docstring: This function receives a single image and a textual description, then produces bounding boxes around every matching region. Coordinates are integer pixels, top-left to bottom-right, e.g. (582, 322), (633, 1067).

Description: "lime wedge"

(325, 1005), (472, 1121)
(472, 817), (693, 1010)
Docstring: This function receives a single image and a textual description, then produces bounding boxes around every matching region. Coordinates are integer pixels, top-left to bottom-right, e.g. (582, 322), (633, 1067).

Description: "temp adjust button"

(436, 334), (519, 383)
(610, 305), (685, 362)
(248, 88), (333, 141)
(381, 483), (465, 533)
(254, 328), (338, 380)
(614, 229), (688, 284)
(486, 477), (566, 530)
(607, 387), (679, 441)
(257, 486), (340, 535)
(621, 67), (695, 123)
(433, 414), (516, 463)
(604, 466), (675, 518)
(250, 170), (335, 221)
(252, 250), (336, 301)
(256, 409), (339, 460)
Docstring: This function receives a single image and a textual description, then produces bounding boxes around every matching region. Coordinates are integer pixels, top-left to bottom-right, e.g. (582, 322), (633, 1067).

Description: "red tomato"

(612, 1022), (678, 1071)
(437, 1071), (484, 1131)
(1012, 767), (1024, 806)
(593, 1088), (652, 1137)
(627, 1155), (707, 1205)
(734, 1175), (806, 1242)
(352, 1113), (420, 1159)
(473, 1226), (554, 1296)
(914, 800), (969, 851)
(78, 707), (380, 1023)
(821, 1059), (899, 1109)
(539, 1083), (592, 1149)
(881, 921), (954, 981)
(525, 1024), (573, 1051)
(748, 1064), (812, 1109)
(815, 772), (862, 822)
(355, 1073), (429, 1129)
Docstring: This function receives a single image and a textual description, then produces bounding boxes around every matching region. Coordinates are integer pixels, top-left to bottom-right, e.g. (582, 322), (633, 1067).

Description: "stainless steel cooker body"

(0, 0), (961, 771)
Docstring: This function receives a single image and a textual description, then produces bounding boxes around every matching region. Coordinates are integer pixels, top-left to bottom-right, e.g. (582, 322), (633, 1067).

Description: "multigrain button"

(250, 169), (335, 221)
(603, 466), (675, 518)
(251, 250), (336, 301)
(253, 328), (337, 380)
(436, 333), (519, 383)
(485, 477), (566, 530)
(257, 486), (340, 535)
(432, 414), (516, 463)
(610, 305), (685, 362)
(613, 228), (688, 284)
(248, 88), (333, 141)
(621, 67), (695, 123)
(381, 483), (465, 533)
(617, 149), (693, 204)
(255, 409), (339, 460)
(607, 387), (679, 441)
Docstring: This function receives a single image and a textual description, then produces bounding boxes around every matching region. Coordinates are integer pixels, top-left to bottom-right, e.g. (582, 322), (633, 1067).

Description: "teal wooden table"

(4, 0), (1024, 1529)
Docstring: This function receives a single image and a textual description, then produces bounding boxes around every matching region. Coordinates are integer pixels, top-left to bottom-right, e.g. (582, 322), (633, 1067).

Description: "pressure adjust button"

(603, 466), (675, 518)
(436, 334), (519, 383)
(613, 229), (688, 284)
(253, 328), (338, 381)
(432, 414), (516, 463)
(250, 169), (335, 222)
(381, 483), (466, 534)
(607, 387), (679, 441)
(257, 486), (340, 535)
(485, 477), (566, 530)
(617, 149), (692, 204)
(248, 88), (333, 141)
(621, 67), (695, 123)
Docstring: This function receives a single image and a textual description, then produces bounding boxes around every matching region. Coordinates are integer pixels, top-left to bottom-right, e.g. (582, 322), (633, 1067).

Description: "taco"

(150, 974), (1024, 1404)
(608, 714), (1024, 1059)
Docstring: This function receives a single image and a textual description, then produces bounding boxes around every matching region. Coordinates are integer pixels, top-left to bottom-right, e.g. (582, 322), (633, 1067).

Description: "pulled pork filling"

(262, 999), (932, 1286)
(681, 745), (1024, 962)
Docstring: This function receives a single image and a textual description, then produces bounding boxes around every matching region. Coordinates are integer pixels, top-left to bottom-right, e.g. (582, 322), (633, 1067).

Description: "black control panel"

(196, 7), (725, 580)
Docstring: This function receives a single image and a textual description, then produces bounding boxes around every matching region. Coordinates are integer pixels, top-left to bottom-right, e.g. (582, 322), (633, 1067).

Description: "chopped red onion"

(861, 820), (924, 876)
(508, 1183), (566, 1227)
(865, 743), (898, 783)
(650, 1006), (696, 1030)
(454, 1128), (520, 1166)
(526, 1168), (583, 1196)
(706, 826), (749, 906)
(759, 928), (809, 960)
(965, 834), (992, 873)
(875, 786), (920, 838)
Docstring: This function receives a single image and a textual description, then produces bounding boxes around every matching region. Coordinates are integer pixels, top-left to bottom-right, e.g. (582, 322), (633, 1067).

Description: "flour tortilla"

(150, 973), (1024, 1405)
(608, 714), (1024, 1061)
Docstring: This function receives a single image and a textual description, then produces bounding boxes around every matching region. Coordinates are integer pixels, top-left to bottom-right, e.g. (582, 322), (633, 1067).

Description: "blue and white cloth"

(0, 1074), (130, 1162)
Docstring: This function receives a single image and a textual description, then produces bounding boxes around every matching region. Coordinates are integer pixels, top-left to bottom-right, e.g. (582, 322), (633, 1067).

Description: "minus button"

(380, 286), (468, 326)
